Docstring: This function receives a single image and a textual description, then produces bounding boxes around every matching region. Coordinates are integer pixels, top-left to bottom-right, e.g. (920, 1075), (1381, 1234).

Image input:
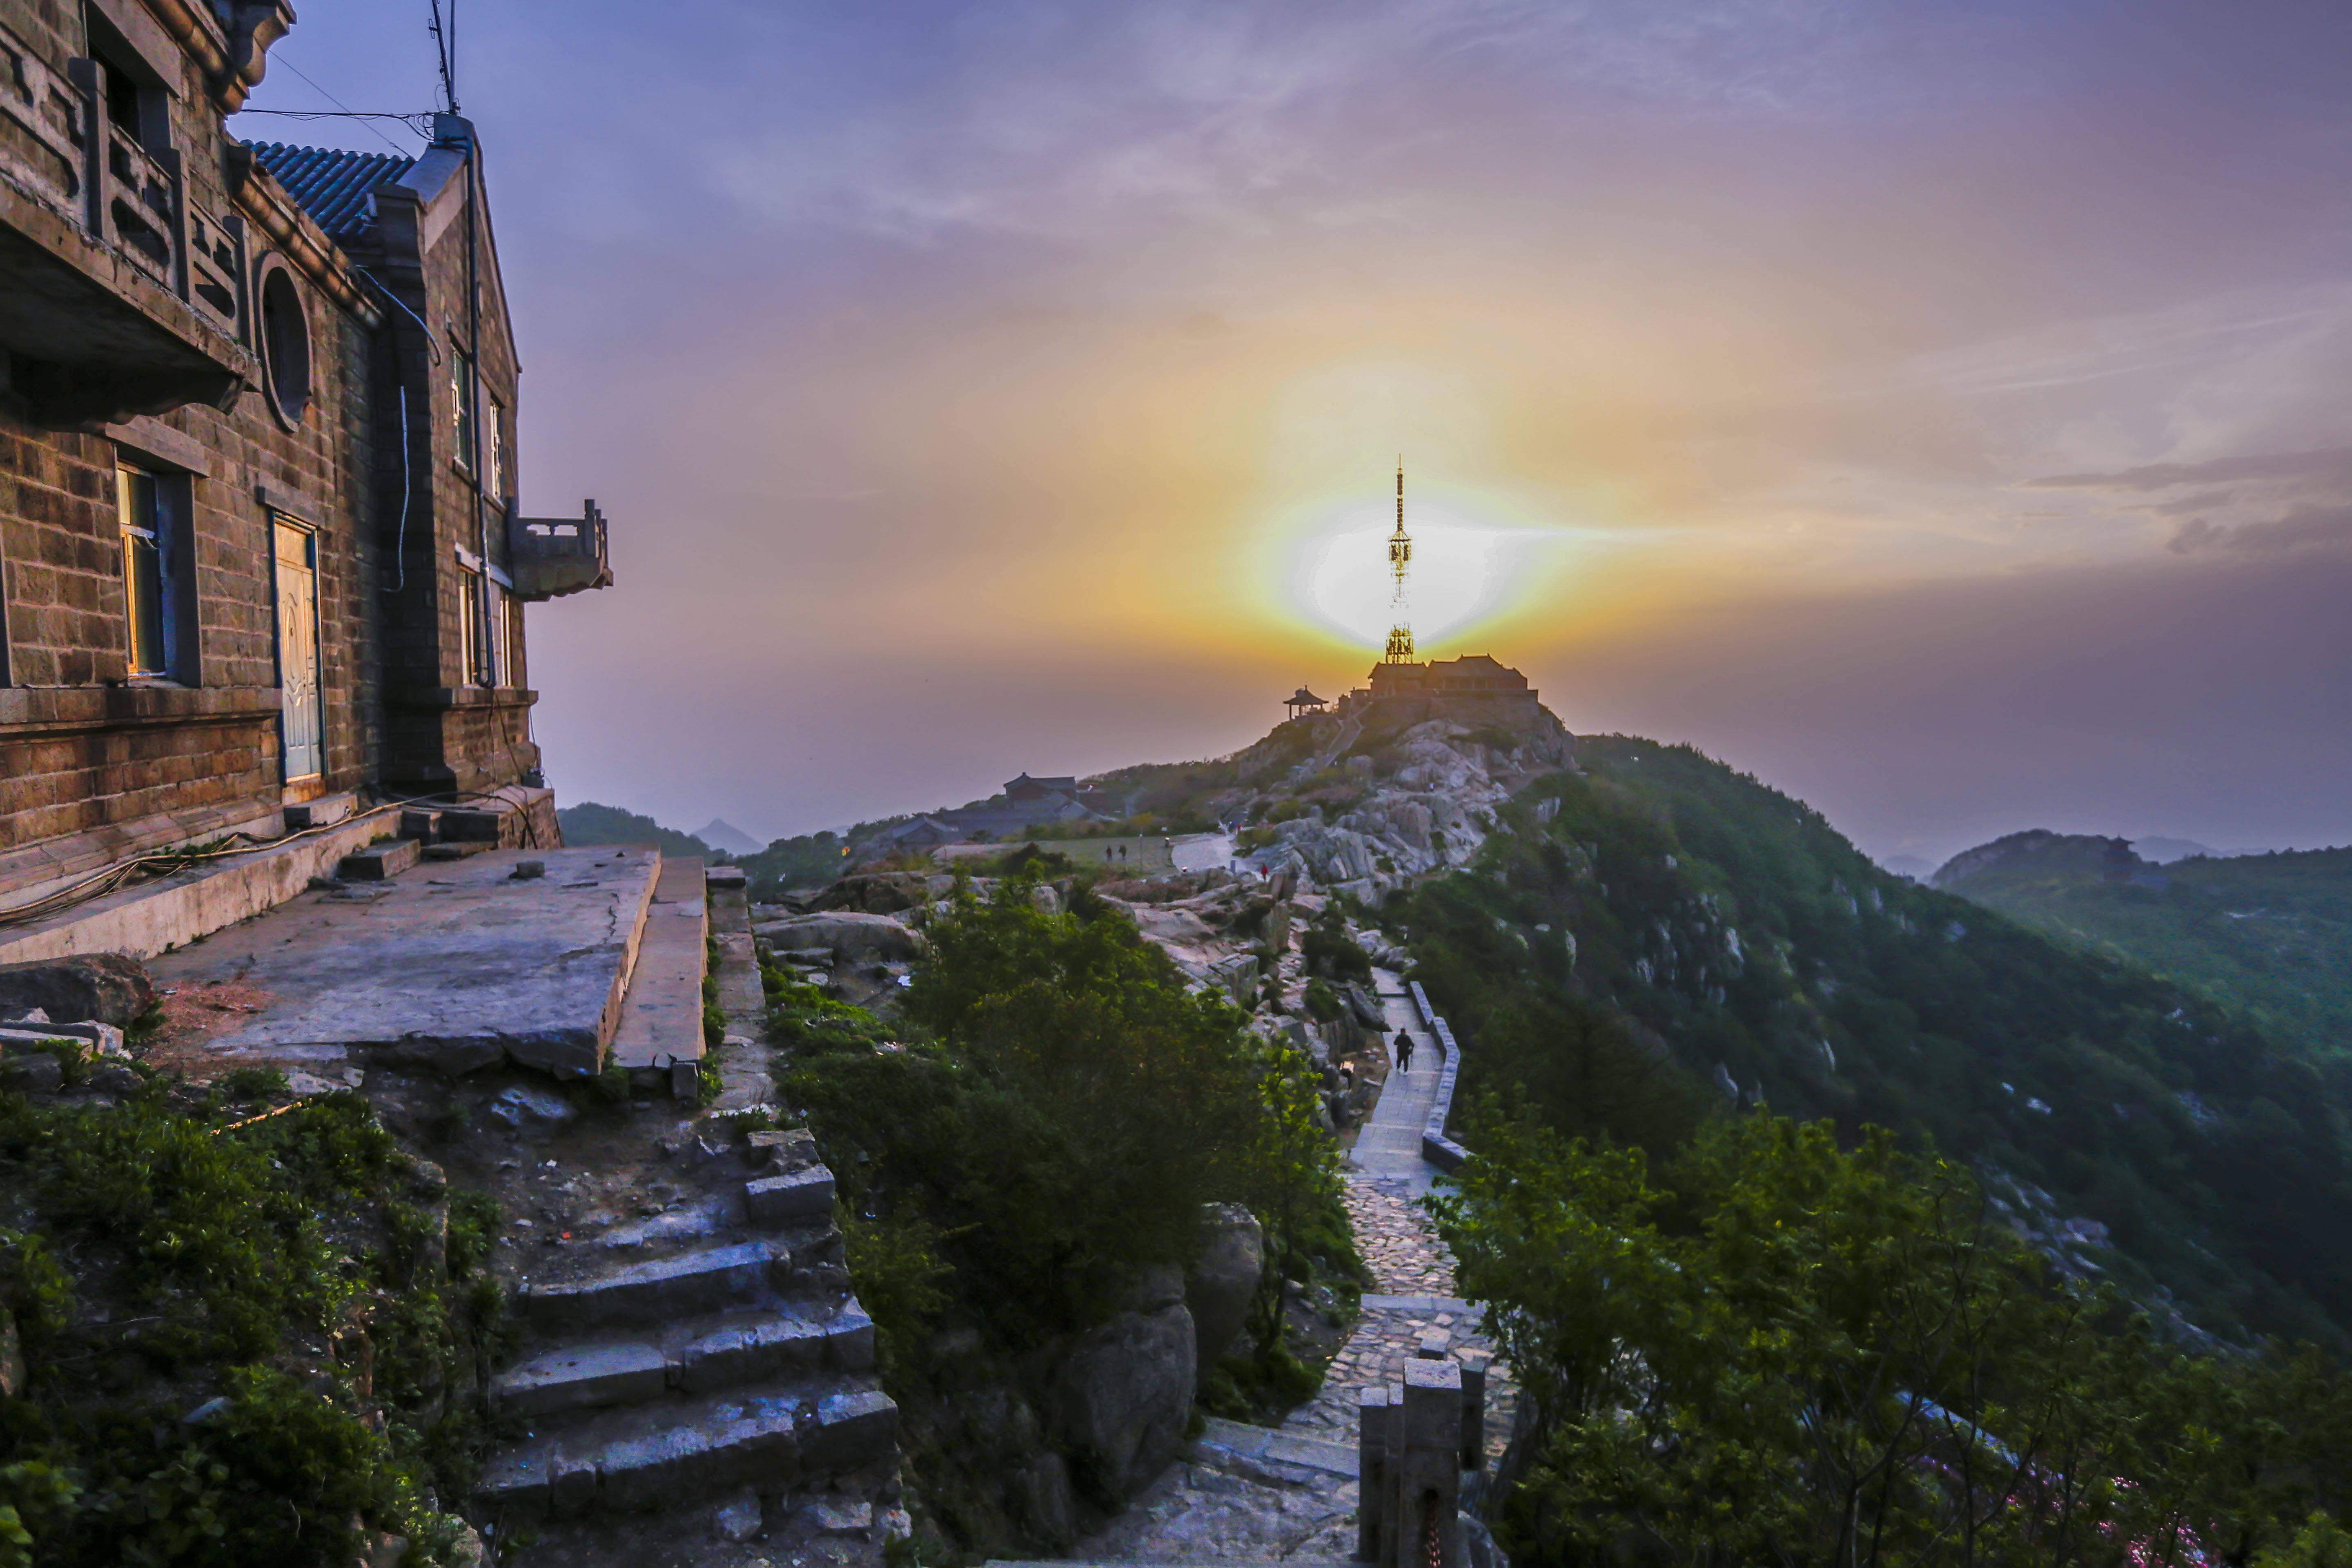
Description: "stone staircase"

(474, 1037), (898, 1538)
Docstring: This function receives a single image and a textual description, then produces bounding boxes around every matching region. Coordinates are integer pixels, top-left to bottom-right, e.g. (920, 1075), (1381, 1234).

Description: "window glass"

(488, 397), (506, 497)
(489, 578), (512, 685)
(451, 347), (477, 466)
(118, 465), (166, 676)
(458, 568), (488, 686)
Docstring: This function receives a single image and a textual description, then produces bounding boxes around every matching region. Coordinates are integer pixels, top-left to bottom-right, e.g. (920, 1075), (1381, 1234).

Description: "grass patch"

(0, 1087), (502, 1565)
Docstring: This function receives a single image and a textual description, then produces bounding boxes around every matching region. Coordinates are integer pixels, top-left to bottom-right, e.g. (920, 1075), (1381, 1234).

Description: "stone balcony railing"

(0, 22), (252, 423)
(507, 500), (616, 600)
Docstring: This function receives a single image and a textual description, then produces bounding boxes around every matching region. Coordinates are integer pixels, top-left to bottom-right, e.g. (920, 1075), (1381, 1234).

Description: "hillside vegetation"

(1385, 736), (2352, 1351)
(1934, 831), (2352, 1098)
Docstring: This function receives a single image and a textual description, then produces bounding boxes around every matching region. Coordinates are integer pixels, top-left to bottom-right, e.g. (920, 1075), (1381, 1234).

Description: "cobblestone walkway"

(1278, 1178), (1515, 1467)
(1063, 975), (1511, 1562)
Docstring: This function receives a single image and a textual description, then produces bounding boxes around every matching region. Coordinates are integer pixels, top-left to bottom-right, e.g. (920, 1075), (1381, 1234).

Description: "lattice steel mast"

(1384, 457), (1415, 663)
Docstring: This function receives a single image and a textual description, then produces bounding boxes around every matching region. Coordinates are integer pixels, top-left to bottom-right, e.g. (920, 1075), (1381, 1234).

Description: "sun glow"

(1276, 497), (1567, 654)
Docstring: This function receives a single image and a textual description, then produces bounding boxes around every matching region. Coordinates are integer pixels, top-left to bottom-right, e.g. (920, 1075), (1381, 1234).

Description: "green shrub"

(0, 1092), (496, 1565)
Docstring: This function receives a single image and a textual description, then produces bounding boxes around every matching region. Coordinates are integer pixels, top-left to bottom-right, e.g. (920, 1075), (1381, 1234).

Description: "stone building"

(1336, 653), (1542, 726)
(0, 0), (611, 902)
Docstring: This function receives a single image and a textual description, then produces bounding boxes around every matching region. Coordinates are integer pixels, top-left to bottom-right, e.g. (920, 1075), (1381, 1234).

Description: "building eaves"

(245, 142), (414, 242)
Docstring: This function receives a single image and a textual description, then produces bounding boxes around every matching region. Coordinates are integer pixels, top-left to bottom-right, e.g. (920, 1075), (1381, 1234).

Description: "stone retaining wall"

(1408, 980), (1470, 1171)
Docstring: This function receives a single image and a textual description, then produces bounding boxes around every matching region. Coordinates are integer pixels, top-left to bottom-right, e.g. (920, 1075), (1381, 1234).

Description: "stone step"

(475, 1373), (898, 1521)
(492, 1299), (878, 1417)
(518, 1230), (842, 1335)
(610, 856), (709, 1089)
(339, 838), (422, 880)
(988, 1561), (1357, 1567)
(1190, 1417), (1359, 1486)
(745, 1165), (834, 1227)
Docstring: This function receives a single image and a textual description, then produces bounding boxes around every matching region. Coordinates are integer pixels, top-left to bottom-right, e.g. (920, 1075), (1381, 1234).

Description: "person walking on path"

(1394, 1027), (1415, 1074)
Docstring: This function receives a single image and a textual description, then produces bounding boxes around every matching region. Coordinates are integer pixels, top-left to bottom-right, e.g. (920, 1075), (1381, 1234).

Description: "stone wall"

(1410, 980), (1470, 1172)
(0, 1), (555, 869)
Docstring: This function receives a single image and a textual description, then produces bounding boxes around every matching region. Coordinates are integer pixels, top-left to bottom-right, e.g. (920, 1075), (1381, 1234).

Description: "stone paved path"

(1063, 972), (1510, 1562)
(1281, 976), (1514, 1467)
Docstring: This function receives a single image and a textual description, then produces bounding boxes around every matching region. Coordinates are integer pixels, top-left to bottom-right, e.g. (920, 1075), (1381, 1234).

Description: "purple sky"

(240, 2), (2352, 865)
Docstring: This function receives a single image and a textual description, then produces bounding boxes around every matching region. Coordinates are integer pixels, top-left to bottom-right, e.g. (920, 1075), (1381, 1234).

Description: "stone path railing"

(1405, 982), (1469, 1172)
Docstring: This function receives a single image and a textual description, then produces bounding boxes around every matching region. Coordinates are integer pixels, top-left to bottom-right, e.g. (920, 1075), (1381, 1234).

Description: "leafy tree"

(1431, 1109), (2352, 1567)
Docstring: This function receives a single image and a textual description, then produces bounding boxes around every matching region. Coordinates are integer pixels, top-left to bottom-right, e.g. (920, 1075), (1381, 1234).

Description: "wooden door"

(273, 521), (323, 782)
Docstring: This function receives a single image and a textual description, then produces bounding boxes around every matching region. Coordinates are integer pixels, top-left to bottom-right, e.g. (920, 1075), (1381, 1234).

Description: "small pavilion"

(1284, 685), (1329, 721)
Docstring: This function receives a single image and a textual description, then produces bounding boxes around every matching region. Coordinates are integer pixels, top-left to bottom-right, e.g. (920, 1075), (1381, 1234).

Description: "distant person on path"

(1394, 1029), (1414, 1074)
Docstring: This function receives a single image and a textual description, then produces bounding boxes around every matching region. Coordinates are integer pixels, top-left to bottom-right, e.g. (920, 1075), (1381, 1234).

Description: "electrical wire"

(0, 783), (557, 933)
(392, 383), (411, 592)
(249, 55), (417, 154)
(0, 804), (404, 931)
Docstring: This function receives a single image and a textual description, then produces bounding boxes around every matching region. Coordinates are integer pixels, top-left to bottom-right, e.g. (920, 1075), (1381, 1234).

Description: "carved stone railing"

(0, 22), (90, 214)
(507, 500), (615, 600)
(0, 23), (251, 422)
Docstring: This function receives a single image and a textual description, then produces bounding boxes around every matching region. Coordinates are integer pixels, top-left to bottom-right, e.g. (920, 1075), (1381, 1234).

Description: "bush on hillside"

(0, 1087), (500, 1566)
(1434, 1108), (2352, 1566)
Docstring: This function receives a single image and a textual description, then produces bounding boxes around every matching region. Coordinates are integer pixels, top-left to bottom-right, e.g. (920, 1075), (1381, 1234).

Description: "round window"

(259, 264), (311, 425)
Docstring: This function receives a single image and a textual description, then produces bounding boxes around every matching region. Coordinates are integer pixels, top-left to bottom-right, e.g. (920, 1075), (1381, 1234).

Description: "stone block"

(672, 1311), (839, 1394)
(283, 793), (356, 830)
(1359, 1384), (1393, 1564)
(745, 1166), (835, 1227)
(339, 839), (421, 880)
(0, 1021), (124, 1057)
(549, 1453), (599, 1518)
(399, 807), (444, 841)
(804, 1388), (898, 1474)
(521, 1241), (784, 1333)
(704, 864), (747, 889)
(492, 1341), (667, 1417)
(440, 807), (507, 842)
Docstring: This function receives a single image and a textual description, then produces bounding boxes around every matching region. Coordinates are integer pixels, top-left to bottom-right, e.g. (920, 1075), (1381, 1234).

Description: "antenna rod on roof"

(428, 0), (458, 115)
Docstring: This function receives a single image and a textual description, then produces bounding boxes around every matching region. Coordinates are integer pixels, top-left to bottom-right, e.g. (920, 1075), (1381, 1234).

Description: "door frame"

(269, 514), (325, 797)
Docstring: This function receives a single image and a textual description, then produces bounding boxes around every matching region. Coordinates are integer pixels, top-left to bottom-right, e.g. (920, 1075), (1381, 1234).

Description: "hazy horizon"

(236, 2), (2352, 868)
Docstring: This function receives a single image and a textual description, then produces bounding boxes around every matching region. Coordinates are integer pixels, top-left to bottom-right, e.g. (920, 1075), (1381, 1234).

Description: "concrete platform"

(0, 805), (399, 967)
(145, 846), (660, 1078)
(609, 856), (708, 1076)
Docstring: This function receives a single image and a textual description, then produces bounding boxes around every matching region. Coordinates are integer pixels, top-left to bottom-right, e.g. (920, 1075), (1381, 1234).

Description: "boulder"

(752, 912), (925, 963)
(1186, 1205), (1264, 1373)
(810, 872), (955, 914)
(0, 954), (154, 1028)
(1010, 1452), (1076, 1549)
(1051, 1297), (1196, 1499)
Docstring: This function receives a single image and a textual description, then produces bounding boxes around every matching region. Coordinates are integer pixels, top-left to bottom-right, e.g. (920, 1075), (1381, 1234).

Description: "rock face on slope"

(1185, 1204), (1265, 1373)
(1235, 708), (1575, 906)
(1051, 1267), (1198, 1498)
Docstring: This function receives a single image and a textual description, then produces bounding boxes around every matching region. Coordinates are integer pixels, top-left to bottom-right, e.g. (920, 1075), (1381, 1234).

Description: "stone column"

(1357, 1384), (1392, 1562)
(1393, 1358), (1462, 1568)
(1457, 1349), (1490, 1471)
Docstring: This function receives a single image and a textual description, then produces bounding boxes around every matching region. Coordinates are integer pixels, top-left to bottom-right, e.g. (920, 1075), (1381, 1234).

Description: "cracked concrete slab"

(146, 846), (660, 1078)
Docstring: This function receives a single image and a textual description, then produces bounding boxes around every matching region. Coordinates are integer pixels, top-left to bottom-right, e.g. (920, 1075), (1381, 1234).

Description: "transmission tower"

(1384, 458), (1415, 663)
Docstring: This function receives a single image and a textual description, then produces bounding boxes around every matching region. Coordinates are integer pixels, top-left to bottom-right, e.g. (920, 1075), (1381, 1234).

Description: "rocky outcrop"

(1237, 716), (1574, 906)
(0, 954), (154, 1027)
(1051, 1267), (1197, 1499)
(1185, 1205), (1264, 1374)
(752, 911), (925, 963)
(809, 872), (956, 914)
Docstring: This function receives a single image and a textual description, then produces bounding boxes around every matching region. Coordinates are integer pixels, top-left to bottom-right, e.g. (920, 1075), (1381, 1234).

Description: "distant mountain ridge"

(1932, 827), (2352, 1092)
(555, 801), (714, 860)
(693, 818), (764, 854)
